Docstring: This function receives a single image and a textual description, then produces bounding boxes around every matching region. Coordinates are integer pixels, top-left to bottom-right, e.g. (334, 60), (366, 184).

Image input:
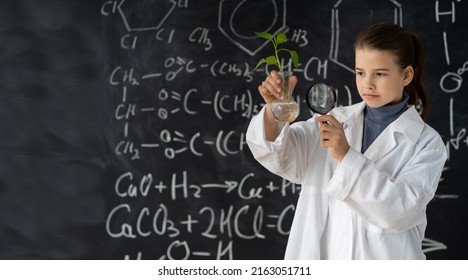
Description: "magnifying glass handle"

(316, 114), (333, 126)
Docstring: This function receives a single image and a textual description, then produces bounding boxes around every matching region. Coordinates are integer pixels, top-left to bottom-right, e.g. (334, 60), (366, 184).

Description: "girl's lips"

(363, 94), (379, 99)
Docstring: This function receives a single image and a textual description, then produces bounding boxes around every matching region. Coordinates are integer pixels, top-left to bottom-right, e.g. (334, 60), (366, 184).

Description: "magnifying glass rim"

(305, 83), (337, 115)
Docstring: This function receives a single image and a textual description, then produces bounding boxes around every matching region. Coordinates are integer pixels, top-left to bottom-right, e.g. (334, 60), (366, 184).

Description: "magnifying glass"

(305, 83), (337, 115)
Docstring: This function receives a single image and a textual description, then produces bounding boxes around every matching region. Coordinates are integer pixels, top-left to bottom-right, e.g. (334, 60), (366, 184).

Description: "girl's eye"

(376, 73), (386, 77)
(355, 71), (364, 76)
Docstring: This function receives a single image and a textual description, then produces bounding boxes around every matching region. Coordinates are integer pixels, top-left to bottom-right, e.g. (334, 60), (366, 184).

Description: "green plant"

(252, 31), (299, 72)
(252, 31), (300, 122)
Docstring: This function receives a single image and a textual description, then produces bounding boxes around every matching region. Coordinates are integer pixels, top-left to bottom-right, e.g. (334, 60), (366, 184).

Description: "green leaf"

(278, 49), (300, 69)
(251, 55), (280, 72)
(275, 32), (287, 45)
(254, 31), (272, 40)
(290, 50), (299, 68)
(251, 58), (267, 71)
(251, 31), (299, 72)
(265, 55), (277, 65)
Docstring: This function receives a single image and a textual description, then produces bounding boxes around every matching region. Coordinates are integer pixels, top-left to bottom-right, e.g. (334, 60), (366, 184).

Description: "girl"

(246, 23), (447, 259)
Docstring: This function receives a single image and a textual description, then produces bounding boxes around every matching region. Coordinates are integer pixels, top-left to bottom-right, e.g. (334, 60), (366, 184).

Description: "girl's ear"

(402, 65), (414, 86)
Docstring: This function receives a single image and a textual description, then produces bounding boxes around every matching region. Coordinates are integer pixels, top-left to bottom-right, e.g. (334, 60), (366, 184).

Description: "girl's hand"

(316, 115), (350, 162)
(258, 70), (297, 104)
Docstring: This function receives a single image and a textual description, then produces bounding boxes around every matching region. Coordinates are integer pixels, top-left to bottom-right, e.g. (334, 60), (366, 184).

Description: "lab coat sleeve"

(246, 107), (315, 184)
(326, 136), (447, 232)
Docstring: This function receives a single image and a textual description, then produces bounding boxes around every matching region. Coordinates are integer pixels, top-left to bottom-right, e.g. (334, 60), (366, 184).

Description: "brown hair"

(354, 23), (429, 120)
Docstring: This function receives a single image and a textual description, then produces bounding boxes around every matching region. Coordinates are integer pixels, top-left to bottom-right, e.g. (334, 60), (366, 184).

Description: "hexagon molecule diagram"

(330, 0), (402, 72)
(118, 0), (177, 31)
(218, 0), (288, 56)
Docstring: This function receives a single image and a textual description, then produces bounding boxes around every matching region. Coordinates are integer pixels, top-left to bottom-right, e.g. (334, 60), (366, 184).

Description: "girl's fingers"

(265, 79), (280, 94)
(317, 115), (342, 128)
(270, 70), (281, 81)
(258, 70), (298, 102)
(320, 131), (334, 146)
(260, 77), (281, 99)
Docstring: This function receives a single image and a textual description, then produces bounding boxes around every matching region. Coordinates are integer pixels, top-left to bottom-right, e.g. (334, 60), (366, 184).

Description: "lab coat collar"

(331, 102), (424, 161)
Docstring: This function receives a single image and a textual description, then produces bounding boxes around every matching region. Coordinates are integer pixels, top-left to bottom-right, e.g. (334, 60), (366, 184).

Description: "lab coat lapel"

(363, 106), (423, 162)
(363, 130), (397, 162)
(332, 102), (366, 155)
(344, 114), (364, 154)
(332, 102), (403, 163)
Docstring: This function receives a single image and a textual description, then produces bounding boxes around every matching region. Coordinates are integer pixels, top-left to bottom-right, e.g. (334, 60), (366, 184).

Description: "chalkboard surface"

(0, 0), (467, 259)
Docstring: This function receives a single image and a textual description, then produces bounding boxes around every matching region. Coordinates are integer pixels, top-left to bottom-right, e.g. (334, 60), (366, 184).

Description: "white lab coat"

(246, 102), (447, 259)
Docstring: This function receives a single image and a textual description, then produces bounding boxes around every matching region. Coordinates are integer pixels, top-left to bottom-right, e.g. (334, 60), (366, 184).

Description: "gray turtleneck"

(361, 93), (409, 153)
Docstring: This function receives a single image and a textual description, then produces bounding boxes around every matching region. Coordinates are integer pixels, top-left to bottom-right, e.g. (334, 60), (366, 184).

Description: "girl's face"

(355, 48), (413, 108)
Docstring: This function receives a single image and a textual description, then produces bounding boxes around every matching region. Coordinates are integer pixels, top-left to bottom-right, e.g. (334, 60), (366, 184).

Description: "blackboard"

(0, 0), (467, 260)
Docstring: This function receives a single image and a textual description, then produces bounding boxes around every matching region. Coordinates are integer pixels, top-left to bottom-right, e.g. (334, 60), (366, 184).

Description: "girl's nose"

(364, 77), (375, 90)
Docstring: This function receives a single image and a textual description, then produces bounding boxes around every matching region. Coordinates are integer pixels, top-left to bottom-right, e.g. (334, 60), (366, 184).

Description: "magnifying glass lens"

(306, 83), (337, 115)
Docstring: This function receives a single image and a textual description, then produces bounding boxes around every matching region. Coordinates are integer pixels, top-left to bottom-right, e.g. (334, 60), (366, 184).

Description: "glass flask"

(271, 71), (299, 122)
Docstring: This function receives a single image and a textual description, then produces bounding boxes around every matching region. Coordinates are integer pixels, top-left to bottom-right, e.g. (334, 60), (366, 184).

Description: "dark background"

(0, 0), (466, 259)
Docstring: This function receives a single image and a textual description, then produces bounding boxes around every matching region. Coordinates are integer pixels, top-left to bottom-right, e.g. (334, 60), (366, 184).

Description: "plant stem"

(272, 38), (283, 73)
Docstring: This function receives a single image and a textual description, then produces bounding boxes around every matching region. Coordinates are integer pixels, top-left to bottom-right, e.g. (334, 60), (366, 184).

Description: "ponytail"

(407, 32), (429, 120)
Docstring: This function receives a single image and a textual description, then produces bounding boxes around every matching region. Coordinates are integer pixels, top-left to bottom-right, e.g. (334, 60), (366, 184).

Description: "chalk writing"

(100, 0), (463, 260)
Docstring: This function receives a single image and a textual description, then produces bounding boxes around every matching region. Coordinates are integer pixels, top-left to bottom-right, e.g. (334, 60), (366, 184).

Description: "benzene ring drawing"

(330, 0), (403, 73)
(218, 0), (287, 56)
